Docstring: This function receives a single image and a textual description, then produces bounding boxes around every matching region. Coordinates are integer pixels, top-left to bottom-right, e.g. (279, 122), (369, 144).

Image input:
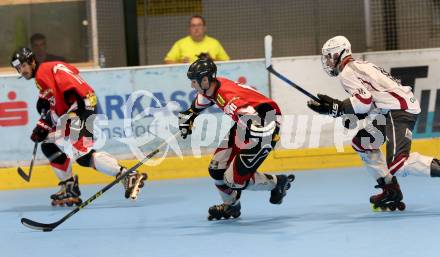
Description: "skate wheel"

(388, 204), (396, 211)
(398, 202), (406, 211)
(371, 204), (380, 212)
(51, 201), (56, 206)
(223, 214), (231, 219)
(66, 202), (73, 207)
(287, 174), (295, 182)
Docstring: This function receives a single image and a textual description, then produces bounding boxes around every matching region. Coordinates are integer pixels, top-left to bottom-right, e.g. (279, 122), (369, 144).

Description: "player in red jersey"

(11, 48), (147, 206)
(179, 55), (295, 220)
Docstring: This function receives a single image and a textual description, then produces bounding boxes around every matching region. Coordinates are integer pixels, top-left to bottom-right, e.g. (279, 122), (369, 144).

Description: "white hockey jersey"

(339, 60), (420, 114)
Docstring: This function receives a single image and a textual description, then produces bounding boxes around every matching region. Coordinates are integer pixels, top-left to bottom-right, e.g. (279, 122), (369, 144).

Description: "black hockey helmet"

(187, 53), (217, 86)
(10, 47), (36, 71)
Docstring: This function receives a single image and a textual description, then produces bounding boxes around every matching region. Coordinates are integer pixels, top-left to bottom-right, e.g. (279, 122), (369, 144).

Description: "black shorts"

(352, 110), (417, 174)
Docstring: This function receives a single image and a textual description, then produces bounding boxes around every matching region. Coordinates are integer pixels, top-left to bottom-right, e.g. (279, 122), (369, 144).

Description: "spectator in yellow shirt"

(164, 15), (230, 64)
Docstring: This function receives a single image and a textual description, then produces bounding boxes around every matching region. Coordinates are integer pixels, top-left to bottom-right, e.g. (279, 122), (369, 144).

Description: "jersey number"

(373, 65), (402, 86)
(53, 64), (85, 84)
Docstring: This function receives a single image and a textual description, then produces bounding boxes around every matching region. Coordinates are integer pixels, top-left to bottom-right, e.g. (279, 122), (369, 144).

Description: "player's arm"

(178, 93), (214, 139)
(36, 97), (50, 115)
(307, 77), (372, 118)
(53, 67), (97, 139)
(30, 96), (53, 143)
(307, 94), (355, 118)
(341, 75), (373, 114)
(224, 92), (276, 140)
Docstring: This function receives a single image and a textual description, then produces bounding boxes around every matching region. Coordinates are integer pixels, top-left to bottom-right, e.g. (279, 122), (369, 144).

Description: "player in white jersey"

(307, 35), (440, 211)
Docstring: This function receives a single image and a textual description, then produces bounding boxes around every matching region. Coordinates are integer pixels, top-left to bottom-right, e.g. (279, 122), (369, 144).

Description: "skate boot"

(208, 201), (241, 221)
(117, 168), (148, 200)
(270, 174), (295, 204)
(50, 175), (82, 207)
(370, 176), (406, 211)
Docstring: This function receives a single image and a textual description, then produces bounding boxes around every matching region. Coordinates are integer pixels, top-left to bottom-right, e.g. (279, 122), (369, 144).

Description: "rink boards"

(1, 48), (439, 189)
(1, 138), (439, 190)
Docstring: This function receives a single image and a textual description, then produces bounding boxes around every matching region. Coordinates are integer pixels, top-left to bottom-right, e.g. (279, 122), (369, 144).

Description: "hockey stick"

(21, 131), (180, 232)
(17, 142), (38, 182)
(264, 35), (320, 102)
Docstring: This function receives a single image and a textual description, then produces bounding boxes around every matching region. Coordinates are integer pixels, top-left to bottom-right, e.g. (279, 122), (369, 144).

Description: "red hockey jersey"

(35, 61), (96, 116)
(194, 77), (281, 121)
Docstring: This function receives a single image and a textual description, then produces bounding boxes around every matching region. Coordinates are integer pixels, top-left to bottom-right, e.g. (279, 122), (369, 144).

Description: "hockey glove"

(30, 111), (53, 142)
(178, 108), (199, 139)
(30, 119), (51, 142)
(307, 94), (346, 118)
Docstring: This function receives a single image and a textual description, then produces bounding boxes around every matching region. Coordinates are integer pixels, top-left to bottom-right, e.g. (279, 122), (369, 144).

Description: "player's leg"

(350, 119), (404, 210)
(386, 111), (440, 178)
(224, 118), (294, 205)
(207, 125), (242, 220)
(41, 142), (82, 206)
(70, 109), (147, 199)
(369, 110), (418, 210)
(351, 118), (389, 181)
(352, 132), (388, 180)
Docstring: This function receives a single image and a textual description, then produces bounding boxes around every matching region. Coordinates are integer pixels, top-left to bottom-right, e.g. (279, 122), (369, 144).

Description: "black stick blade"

(17, 167), (30, 182)
(21, 218), (56, 232)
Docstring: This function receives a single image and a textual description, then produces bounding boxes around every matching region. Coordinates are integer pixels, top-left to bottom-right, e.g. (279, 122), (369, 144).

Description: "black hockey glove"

(30, 111), (52, 142)
(307, 94), (348, 118)
(31, 119), (51, 142)
(178, 108), (199, 139)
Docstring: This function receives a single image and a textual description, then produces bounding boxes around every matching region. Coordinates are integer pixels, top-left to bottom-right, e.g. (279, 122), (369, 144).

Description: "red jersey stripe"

(388, 92), (408, 110)
(354, 93), (372, 105)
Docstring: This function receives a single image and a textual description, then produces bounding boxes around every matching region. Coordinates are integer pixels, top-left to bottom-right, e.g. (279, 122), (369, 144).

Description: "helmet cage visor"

(321, 49), (345, 77)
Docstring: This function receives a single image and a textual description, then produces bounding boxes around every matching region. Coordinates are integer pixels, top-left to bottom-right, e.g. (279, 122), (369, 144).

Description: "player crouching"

(179, 54), (295, 220)
(11, 48), (147, 206)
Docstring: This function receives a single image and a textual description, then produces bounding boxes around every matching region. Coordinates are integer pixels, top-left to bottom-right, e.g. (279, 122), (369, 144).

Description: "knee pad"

(208, 168), (225, 181)
(41, 143), (68, 165)
(76, 149), (95, 167)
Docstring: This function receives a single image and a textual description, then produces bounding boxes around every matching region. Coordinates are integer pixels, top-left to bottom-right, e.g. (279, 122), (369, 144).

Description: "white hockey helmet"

(321, 36), (351, 77)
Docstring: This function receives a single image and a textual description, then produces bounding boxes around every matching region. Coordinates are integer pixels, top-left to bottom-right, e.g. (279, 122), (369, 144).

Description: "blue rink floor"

(1, 167), (440, 257)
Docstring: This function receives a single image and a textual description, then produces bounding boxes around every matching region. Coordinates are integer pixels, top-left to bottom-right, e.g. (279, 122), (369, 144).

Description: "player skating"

(178, 54), (294, 220)
(307, 36), (440, 211)
(11, 48), (147, 206)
